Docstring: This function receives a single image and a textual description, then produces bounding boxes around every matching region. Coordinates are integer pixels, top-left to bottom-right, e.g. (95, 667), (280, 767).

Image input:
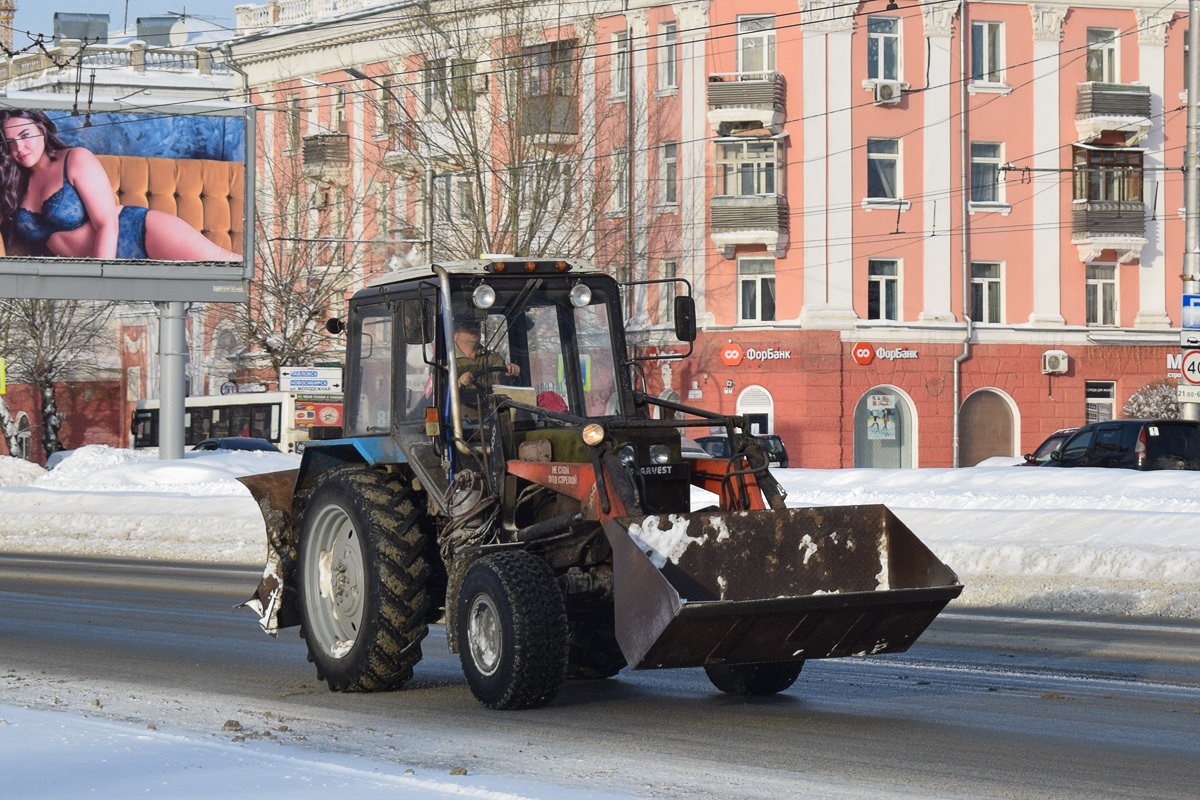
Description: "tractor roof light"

(569, 283), (592, 308)
(472, 283), (496, 309)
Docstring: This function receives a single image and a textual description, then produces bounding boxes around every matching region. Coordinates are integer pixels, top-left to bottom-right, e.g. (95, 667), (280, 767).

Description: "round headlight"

(473, 284), (496, 309)
(649, 444), (670, 465)
(569, 283), (592, 308)
(618, 445), (637, 467)
(581, 423), (606, 447)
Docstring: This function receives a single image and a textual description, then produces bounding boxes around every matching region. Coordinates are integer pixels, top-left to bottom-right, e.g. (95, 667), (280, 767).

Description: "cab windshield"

(456, 279), (622, 418)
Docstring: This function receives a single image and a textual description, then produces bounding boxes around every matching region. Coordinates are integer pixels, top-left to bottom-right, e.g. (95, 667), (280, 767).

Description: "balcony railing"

(0, 40), (229, 86)
(234, 0), (379, 34)
(303, 133), (351, 183)
(520, 96), (578, 138)
(1075, 82), (1152, 144)
(710, 195), (789, 258)
(706, 72), (785, 133)
(1071, 200), (1146, 238)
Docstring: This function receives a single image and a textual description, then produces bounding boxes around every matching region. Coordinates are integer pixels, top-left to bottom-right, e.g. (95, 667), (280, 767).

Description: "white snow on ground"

(3, 445), (1200, 797)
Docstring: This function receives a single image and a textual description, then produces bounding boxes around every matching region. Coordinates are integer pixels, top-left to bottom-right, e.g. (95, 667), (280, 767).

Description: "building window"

(661, 141), (678, 205)
(868, 259), (900, 320)
(867, 17), (900, 81)
(971, 21), (1004, 83)
(612, 31), (629, 98)
(970, 262), (1002, 324)
(423, 57), (448, 113)
(1086, 264), (1117, 326)
(737, 15), (775, 75)
(611, 148), (628, 211)
(970, 142), (1004, 203)
(660, 23), (678, 90)
(286, 95), (301, 151)
(376, 78), (393, 137)
(376, 183), (392, 240)
(450, 59), (477, 111)
(1085, 381), (1116, 422)
(1073, 147), (1143, 202)
(866, 138), (900, 199)
(434, 174), (475, 222)
(659, 260), (677, 324)
(1086, 28), (1118, 82)
(738, 257), (776, 323)
(523, 40), (575, 96)
(715, 139), (780, 196)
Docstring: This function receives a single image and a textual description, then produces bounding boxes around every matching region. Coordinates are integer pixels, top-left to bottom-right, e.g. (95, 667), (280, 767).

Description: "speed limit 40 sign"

(1183, 350), (1200, 385)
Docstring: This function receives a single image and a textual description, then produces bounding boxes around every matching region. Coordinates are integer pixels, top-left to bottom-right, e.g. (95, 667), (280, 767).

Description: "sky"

(10, 2), (242, 48)
(2, 445), (1200, 795)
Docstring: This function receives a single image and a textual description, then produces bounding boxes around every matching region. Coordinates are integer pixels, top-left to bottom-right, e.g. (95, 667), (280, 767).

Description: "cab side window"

(401, 297), (436, 423)
(346, 304), (393, 436)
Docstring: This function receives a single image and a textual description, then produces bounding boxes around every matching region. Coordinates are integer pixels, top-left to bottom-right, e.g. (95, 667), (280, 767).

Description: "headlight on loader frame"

(581, 423), (606, 447)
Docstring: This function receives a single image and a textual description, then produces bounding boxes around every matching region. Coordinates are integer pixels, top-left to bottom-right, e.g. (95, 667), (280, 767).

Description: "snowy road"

(3, 555), (1199, 800)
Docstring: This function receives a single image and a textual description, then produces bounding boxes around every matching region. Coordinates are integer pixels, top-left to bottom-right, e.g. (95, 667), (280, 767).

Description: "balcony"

(520, 96), (578, 142)
(302, 133), (350, 185)
(1075, 83), (1152, 145)
(707, 72), (785, 134)
(710, 195), (789, 258)
(1070, 200), (1147, 263)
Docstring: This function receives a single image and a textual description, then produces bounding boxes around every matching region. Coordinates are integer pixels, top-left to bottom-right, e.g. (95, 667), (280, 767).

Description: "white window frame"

(1086, 263), (1118, 326)
(970, 141), (1005, 205)
(659, 23), (678, 91)
(660, 141), (678, 207)
(736, 15), (776, 76)
(867, 259), (901, 321)
(971, 21), (1004, 85)
(970, 261), (1003, 324)
(610, 147), (629, 212)
(715, 138), (781, 197)
(867, 16), (900, 82)
(612, 31), (630, 99)
(331, 87), (346, 131)
(1086, 28), (1119, 83)
(434, 174), (475, 223)
(423, 56), (448, 115)
(658, 260), (678, 324)
(1085, 381), (1116, 423)
(866, 138), (900, 200)
(286, 94), (301, 152)
(738, 257), (776, 324)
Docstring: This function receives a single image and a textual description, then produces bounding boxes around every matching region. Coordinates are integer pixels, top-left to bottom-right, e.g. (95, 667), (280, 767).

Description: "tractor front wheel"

(457, 550), (568, 709)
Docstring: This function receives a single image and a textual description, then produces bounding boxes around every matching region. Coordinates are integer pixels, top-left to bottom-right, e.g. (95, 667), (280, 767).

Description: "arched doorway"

(736, 385), (774, 434)
(853, 387), (916, 468)
(15, 412), (31, 461)
(959, 388), (1017, 466)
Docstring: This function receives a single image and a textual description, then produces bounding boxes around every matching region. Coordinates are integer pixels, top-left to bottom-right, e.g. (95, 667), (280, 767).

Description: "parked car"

(192, 437), (282, 453)
(680, 437), (708, 459)
(1021, 428), (1077, 466)
(1045, 419), (1200, 470)
(695, 434), (790, 468)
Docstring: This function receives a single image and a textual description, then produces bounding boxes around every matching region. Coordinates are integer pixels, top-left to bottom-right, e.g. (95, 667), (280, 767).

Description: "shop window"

(1086, 381), (1116, 423)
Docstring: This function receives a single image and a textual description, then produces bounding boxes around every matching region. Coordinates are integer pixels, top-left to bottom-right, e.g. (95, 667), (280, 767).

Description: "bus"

(131, 391), (344, 453)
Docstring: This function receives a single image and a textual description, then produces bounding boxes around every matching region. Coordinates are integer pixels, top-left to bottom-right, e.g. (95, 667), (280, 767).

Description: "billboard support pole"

(156, 301), (189, 460)
(1184, 0), (1200, 420)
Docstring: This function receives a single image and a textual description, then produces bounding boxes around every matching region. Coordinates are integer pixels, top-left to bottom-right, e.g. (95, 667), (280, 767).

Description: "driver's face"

(455, 331), (480, 352)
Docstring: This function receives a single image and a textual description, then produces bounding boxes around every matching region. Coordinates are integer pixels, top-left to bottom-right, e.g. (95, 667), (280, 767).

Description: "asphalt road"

(2, 553), (1199, 799)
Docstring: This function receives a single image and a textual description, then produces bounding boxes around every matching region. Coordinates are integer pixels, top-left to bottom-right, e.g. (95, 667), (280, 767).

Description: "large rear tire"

(457, 550), (568, 709)
(297, 466), (431, 692)
(704, 661), (804, 696)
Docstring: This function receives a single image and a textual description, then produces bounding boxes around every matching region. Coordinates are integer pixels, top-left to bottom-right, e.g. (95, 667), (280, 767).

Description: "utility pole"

(1182, 1), (1200, 419)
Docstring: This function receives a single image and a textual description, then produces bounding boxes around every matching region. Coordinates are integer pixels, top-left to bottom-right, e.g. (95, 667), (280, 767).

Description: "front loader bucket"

(602, 505), (962, 670)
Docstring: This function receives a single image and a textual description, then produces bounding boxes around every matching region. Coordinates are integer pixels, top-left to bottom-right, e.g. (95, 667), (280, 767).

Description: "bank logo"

(721, 343), (744, 367)
(852, 343), (874, 365)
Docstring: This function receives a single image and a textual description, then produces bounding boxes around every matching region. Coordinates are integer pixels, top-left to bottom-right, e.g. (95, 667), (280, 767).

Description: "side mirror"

(673, 296), (696, 342)
(1049, 450), (1060, 461)
(326, 317), (345, 335)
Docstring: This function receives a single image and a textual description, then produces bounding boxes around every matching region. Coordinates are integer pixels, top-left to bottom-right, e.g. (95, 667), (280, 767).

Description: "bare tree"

(0, 299), (117, 458)
(364, 0), (658, 271)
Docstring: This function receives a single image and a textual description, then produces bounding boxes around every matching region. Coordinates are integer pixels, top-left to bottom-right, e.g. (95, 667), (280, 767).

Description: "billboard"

(0, 94), (253, 302)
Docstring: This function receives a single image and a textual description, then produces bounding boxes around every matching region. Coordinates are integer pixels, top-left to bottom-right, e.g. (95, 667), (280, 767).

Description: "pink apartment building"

(219, 0), (1191, 468)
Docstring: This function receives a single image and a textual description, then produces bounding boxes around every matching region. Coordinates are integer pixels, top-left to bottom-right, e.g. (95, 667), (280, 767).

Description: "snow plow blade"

(237, 469), (301, 633)
(602, 505), (962, 670)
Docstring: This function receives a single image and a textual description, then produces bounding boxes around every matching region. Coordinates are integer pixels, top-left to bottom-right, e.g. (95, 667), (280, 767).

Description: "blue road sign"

(1185, 295), (1200, 329)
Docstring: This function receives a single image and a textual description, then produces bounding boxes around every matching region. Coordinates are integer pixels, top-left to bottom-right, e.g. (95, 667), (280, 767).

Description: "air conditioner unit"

(873, 81), (902, 105)
(1042, 350), (1069, 375)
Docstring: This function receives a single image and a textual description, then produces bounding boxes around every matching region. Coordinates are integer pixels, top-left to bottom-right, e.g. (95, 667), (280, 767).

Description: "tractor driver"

(453, 320), (520, 419)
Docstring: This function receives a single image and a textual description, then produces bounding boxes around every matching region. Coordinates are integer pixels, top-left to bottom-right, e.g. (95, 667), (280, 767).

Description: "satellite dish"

(168, 20), (189, 47)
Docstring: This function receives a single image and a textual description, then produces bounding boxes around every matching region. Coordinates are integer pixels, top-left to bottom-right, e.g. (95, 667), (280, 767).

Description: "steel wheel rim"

(303, 503), (365, 658)
(466, 592), (503, 677)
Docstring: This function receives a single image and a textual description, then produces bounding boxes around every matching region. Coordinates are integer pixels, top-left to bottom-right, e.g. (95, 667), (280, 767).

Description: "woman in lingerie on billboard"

(0, 109), (240, 261)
